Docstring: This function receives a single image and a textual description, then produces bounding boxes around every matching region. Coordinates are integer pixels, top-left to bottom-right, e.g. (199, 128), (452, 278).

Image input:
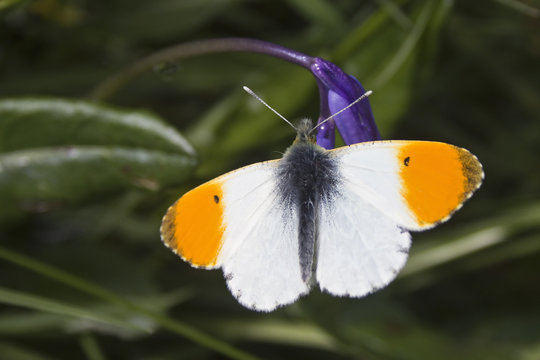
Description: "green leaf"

(0, 98), (196, 218)
(0, 290), (194, 338)
(0, 286), (152, 333)
(214, 318), (338, 351)
(0, 98), (195, 154)
(285, 0), (344, 27)
(0, 0), (25, 12)
(371, 0), (434, 87)
(0, 146), (194, 197)
(0, 342), (54, 360)
(94, 0), (248, 42)
(79, 334), (106, 360)
(494, 0), (540, 17)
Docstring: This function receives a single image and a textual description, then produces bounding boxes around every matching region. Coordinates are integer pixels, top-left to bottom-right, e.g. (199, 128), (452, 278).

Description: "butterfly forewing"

(328, 140), (484, 230)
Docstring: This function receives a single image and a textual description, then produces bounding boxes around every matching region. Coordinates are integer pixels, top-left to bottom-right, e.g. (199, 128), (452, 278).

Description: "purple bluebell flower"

(310, 57), (381, 149)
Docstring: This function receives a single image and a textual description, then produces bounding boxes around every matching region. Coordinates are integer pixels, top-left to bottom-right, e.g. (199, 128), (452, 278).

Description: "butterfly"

(160, 91), (483, 312)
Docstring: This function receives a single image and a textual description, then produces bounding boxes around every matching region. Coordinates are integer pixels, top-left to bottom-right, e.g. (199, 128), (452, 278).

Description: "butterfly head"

(294, 118), (316, 144)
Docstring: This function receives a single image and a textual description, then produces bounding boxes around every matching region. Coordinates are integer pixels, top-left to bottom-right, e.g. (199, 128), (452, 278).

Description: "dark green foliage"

(0, 98), (196, 220)
(1, 0), (539, 359)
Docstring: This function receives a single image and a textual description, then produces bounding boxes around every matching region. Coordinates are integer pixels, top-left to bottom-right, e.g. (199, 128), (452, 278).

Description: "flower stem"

(90, 38), (312, 101)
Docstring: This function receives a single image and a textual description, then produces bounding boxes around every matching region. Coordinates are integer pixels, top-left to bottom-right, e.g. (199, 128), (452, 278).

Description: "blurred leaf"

(494, 0), (540, 17)
(0, 286), (152, 333)
(0, 98), (195, 154)
(403, 201), (540, 276)
(372, 0), (434, 86)
(0, 98), (196, 219)
(0, 147), (193, 211)
(0, 0), (24, 11)
(402, 227), (507, 277)
(332, 0), (410, 62)
(78, 334), (106, 360)
(216, 318), (338, 351)
(0, 312), (66, 335)
(0, 289), (193, 338)
(93, 0), (247, 42)
(0, 342), (54, 360)
(375, 0), (412, 29)
(284, 0), (344, 27)
(295, 294), (512, 360)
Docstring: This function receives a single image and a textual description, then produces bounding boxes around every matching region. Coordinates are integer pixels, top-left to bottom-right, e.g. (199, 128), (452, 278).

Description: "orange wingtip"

(160, 181), (225, 268)
(399, 142), (483, 227)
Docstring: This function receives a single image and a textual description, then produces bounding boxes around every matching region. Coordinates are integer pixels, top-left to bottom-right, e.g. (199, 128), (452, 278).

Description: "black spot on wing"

(213, 195), (220, 203)
(404, 156), (410, 166)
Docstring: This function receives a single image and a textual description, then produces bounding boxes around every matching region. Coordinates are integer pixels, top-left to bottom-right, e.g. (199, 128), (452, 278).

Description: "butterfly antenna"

(243, 86), (297, 131)
(310, 90), (373, 134)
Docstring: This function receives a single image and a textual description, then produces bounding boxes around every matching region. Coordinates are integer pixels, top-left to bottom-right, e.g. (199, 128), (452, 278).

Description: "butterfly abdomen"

(276, 140), (341, 283)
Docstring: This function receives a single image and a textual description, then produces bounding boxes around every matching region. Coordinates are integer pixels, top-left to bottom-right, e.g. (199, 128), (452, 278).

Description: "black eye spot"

(213, 195), (220, 203)
(404, 156), (410, 166)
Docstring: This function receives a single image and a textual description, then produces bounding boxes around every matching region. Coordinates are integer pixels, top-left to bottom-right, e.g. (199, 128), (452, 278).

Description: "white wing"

(217, 162), (309, 311)
(316, 186), (411, 297)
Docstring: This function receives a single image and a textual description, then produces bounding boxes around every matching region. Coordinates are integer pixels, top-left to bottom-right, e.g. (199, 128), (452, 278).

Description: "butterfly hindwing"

(317, 187), (411, 297)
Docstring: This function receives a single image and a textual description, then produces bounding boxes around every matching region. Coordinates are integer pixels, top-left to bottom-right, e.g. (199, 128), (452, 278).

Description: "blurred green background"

(1, 0), (539, 359)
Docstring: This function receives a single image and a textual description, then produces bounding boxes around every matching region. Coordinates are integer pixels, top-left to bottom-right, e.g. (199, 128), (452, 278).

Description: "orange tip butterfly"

(160, 89), (484, 312)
